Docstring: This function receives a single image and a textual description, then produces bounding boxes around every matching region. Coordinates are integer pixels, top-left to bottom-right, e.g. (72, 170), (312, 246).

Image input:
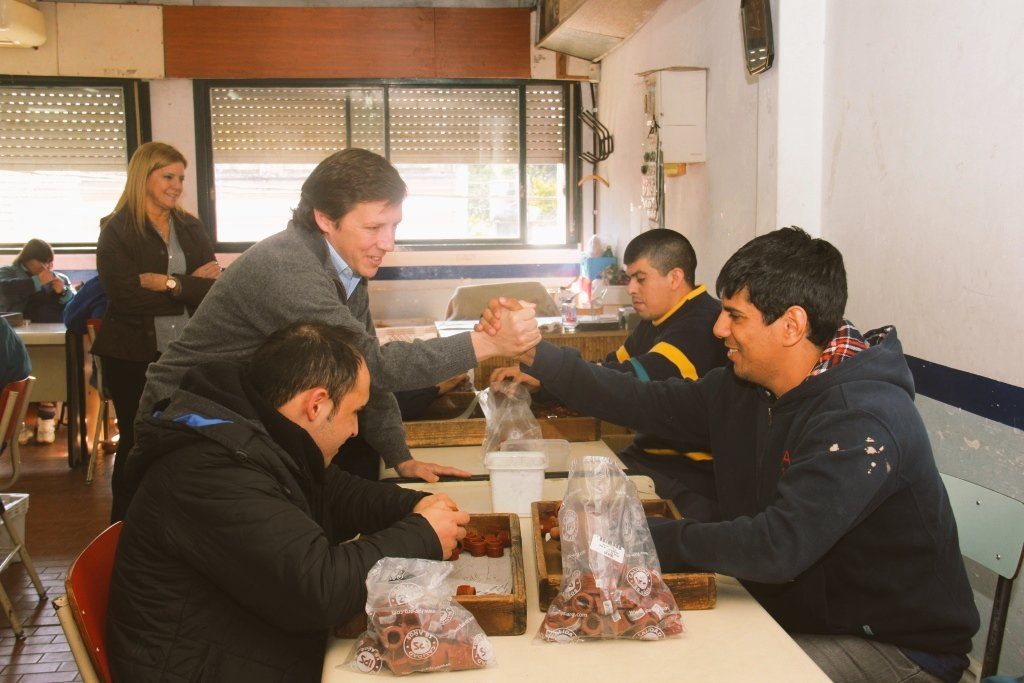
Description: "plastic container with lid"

(500, 438), (572, 472)
(484, 451), (548, 516)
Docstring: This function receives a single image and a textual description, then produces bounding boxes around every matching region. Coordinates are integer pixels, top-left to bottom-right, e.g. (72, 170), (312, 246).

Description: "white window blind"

(0, 86), (127, 172)
(210, 87), (381, 165)
(525, 84), (565, 164)
(0, 85), (130, 245)
(389, 87), (519, 164)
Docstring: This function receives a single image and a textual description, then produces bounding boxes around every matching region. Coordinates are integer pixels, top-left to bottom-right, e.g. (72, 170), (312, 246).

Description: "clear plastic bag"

(348, 558), (497, 676)
(480, 381), (542, 457)
(540, 455), (684, 643)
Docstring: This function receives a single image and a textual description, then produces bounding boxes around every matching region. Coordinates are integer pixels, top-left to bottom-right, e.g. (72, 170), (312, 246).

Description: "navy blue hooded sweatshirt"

(524, 327), (978, 659)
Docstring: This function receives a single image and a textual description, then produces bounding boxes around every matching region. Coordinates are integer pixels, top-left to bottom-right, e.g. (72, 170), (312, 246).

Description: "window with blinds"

(202, 81), (568, 247)
(0, 84), (132, 247)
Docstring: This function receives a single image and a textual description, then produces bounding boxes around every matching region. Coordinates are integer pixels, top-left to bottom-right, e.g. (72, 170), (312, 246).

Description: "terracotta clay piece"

(541, 570), (684, 642)
(353, 606), (493, 675)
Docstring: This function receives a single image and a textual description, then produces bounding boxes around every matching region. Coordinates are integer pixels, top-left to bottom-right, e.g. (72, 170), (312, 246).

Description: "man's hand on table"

(395, 459), (472, 483)
(417, 505), (470, 559)
(414, 493), (460, 513)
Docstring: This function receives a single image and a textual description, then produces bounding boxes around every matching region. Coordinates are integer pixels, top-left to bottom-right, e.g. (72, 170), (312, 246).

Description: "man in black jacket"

(491, 229), (727, 519)
(491, 228), (978, 683)
(107, 322), (469, 682)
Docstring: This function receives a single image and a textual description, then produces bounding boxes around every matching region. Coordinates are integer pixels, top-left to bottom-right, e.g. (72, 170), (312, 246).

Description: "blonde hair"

(102, 142), (192, 234)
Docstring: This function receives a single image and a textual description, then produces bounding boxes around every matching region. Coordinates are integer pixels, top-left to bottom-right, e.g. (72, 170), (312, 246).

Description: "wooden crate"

(405, 390), (602, 447)
(405, 415), (600, 448)
(335, 513), (527, 638)
(473, 328), (628, 390)
(531, 499), (716, 612)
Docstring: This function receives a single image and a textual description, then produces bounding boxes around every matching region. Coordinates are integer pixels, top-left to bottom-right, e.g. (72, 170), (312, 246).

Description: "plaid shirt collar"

(807, 319), (870, 379)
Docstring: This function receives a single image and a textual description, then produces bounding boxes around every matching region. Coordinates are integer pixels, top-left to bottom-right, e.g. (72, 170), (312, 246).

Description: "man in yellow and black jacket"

(493, 229), (727, 520)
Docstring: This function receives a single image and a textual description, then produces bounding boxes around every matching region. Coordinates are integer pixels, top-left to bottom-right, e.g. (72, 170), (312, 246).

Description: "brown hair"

(292, 148), (407, 232)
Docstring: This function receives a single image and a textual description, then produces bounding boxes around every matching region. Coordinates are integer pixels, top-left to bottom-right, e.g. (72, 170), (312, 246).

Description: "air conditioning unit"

(0, 0), (46, 48)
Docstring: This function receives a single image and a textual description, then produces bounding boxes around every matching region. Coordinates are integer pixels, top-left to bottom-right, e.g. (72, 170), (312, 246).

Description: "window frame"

(193, 78), (579, 253)
(0, 75), (149, 255)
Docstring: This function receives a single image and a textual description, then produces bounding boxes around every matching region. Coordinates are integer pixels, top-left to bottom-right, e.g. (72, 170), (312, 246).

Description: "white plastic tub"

(484, 451), (547, 516)
(501, 439), (572, 472)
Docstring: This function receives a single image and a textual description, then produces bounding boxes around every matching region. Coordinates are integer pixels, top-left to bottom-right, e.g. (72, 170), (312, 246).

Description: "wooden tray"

(334, 513), (527, 638)
(531, 499), (717, 612)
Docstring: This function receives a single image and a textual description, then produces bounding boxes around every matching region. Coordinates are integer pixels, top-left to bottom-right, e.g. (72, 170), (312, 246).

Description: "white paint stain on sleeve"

(829, 443), (840, 452)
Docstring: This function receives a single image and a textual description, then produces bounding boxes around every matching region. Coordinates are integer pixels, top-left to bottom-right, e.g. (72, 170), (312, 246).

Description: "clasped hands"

(472, 297), (542, 361)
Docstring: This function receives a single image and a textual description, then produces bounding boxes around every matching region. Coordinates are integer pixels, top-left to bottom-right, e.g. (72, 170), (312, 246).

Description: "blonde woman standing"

(92, 142), (220, 522)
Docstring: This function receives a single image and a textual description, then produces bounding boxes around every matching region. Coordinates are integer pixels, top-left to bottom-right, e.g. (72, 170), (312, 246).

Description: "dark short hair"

(14, 239), (54, 268)
(292, 148), (407, 232)
(247, 322), (365, 417)
(715, 227), (847, 346)
(623, 229), (697, 286)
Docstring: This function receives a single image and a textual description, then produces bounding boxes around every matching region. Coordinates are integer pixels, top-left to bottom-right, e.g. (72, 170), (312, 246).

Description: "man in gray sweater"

(124, 149), (540, 520)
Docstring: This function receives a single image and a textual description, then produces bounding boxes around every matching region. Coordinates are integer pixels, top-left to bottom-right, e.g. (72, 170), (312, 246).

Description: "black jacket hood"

(131, 361), (318, 497)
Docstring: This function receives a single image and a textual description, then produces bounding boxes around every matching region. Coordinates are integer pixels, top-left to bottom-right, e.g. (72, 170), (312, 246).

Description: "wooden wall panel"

(434, 8), (531, 79)
(163, 7), (531, 80)
(163, 7), (435, 79)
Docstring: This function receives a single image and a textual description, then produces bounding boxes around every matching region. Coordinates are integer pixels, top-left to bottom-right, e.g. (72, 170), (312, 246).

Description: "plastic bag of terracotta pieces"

(539, 455), (684, 643)
(348, 557), (497, 676)
(480, 381), (542, 456)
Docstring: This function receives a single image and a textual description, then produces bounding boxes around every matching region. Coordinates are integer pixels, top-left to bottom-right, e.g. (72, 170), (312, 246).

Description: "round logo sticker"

(438, 606), (455, 626)
(471, 632), (494, 666)
(353, 645), (383, 673)
(387, 582), (424, 608)
(626, 567), (653, 596)
(634, 625), (666, 641)
(546, 627), (579, 643)
(403, 629), (439, 660)
(562, 508), (579, 542)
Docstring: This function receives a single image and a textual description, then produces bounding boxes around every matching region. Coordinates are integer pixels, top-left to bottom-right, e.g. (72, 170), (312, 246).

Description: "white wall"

(822, 1), (1024, 387)
(594, 0), (760, 288)
(597, 0), (1024, 674)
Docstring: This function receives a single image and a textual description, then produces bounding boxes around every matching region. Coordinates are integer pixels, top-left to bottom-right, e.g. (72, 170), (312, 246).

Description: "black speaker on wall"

(741, 0), (775, 75)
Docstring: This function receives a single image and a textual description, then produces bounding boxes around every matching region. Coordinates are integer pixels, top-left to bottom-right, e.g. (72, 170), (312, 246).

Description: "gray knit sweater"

(138, 221), (477, 467)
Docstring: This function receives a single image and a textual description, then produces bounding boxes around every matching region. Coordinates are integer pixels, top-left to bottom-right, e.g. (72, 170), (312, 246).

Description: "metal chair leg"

(0, 581), (25, 638)
(86, 401), (106, 484)
(0, 510), (46, 601)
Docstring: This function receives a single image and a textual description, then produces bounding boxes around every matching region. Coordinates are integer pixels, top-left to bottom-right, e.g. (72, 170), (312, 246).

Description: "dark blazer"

(92, 207), (215, 362)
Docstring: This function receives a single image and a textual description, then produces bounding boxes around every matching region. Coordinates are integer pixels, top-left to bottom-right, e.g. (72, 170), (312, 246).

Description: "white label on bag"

(590, 534), (625, 563)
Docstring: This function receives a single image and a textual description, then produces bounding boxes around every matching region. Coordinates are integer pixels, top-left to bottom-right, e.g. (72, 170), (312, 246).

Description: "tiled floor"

(0, 430), (114, 683)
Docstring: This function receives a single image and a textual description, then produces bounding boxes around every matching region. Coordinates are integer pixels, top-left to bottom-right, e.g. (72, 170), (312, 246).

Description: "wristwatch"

(165, 277), (178, 293)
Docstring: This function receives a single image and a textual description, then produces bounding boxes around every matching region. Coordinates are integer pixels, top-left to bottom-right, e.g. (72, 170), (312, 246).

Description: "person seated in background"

(0, 317), (30, 455)
(133, 148), (540, 512)
(0, 238), (76, 444)
(489, 228), (978, 683)
(62, 275), (106, 336)
(492, 229), (727, 519)
(107, 321), (469, 682)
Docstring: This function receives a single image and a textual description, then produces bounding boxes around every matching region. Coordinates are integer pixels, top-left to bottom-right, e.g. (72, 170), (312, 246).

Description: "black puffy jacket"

(106, 362), (439, 682)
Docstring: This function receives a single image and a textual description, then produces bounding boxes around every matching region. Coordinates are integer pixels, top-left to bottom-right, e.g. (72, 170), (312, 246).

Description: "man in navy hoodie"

(499, 228), (978, 683)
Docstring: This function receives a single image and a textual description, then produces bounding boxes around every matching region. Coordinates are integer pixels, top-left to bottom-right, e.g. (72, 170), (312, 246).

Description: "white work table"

(321, 476), (829, 682)
(381, 440), (622, 479)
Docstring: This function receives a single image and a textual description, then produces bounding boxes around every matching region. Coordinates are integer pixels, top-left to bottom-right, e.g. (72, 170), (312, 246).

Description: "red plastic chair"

(0, 375), (47, 639)
(0, 376), (35, 489)
(61, 521), (124, 682)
